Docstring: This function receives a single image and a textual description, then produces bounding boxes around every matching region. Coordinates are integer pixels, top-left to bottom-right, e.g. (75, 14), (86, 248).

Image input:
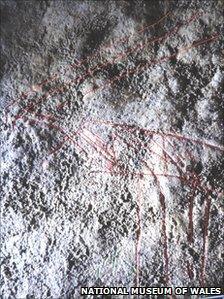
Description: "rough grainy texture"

(0, 0), (224, 298)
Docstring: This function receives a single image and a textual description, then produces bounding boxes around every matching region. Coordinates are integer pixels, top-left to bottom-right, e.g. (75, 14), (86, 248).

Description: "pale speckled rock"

(1, 0), (223, 298)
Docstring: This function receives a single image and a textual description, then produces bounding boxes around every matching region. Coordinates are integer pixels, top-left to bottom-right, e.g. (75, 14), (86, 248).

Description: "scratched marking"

(20, 115), (223, 285)
(4, 5), (222, 286)
(6, 11), (203, 126)
(4, 11), (172, 119)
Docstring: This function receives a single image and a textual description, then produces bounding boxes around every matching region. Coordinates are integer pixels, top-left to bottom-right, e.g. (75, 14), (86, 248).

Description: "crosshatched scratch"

(1, 0), (223, 298)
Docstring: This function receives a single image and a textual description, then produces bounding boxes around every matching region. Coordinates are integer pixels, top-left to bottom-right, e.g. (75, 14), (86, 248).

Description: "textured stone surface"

(1, 0), (223, 298)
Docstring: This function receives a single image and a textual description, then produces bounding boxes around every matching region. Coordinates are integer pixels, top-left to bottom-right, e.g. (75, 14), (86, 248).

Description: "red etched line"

(114, 129), (175, 171)
(89, 120), (222, 191)
(188, 173), (204, 245)
(75, 7), (198, 71)
(159, 192), (169, 284)
(22, 21), (179, 119)
(103, 128), (170, 283)
(91, 169), (184, 181)
(81, 129), (115, 161)
(5, 10), (200, 124)
(12, 85), (67, 126)
(84, 34), (219, 98)
(87, 120), (219, 284)
(82, 129), (118, 171)
(5, 92), (28, 117)
(138, 11), (172, 34)
(20, 109), (217, 286)
(163, 129), (224, 152)
(140, 156), (170, 284)
(186, 180), (197, 280)
(164, 138), (185, 168)
(106, 132), (120, 171)
(135, 176), (143, 287)
(79, 25), (175, 83)
(118, 137), (174, 283)
(38, 117), (113, 163)
(70, 11), (172, 69)
(105, 124), (218, 285)
(46, 118), (89, 157)
(83, 127), (115, 158)
(78, 131), (115, 165)
(6, 11), (171, 120)
(200, 194), (212, 286)
(5, 74), (59, 116)
(84, 13), (197, 81)
(88, 119), (223, 192)
(151, 137), (184, 173)
(87, 122), (177, 178)
(185, 172), (201, 281)
(110, 132), (118, 160)
(12, 22), (208, 129)
(12, 94), (48, 126)
(174, 157), (214, 285)
(164, 135), (221, 198)
(26, 117), (89, 157)
(113, 128), (184, 177)
(10, 12), (198, 126)
(152, 137), (216, 193)
(187, 187), (196, 244)
(162, 136), (168, 172)
(89, 117), (224, 153)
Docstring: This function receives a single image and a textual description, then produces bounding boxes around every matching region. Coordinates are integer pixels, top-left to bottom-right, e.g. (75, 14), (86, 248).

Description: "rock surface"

(1, 0), (223, 298)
